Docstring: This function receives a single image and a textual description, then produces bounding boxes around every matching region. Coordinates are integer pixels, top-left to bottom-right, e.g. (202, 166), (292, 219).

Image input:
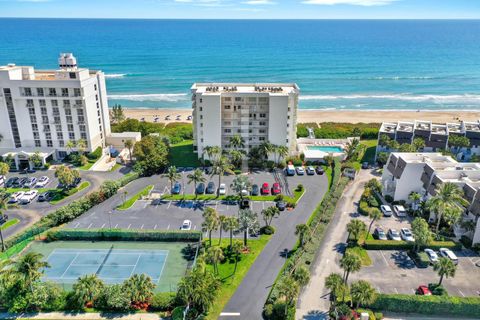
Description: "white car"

(0, 175), (5, 187)
(35, 176), (50, 188)
(8, 191), (25, 203)
(380, 205), (393, 217)
(19, 190), (38, 204)
(181, 220), (192, 231)
(439, 248), (458, 265)
(400, 228), (415, 242)
(296, 167), (305, 175)
(424, 249), (439, 264)
(393, 205), (407, 217)
(241, 189), (248, 197)
(387, 228), (402, 241)
(218, 183), (226, 195)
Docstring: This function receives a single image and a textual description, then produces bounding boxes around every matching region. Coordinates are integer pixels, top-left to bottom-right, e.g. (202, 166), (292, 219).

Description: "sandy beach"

(121, 108), (480, 124)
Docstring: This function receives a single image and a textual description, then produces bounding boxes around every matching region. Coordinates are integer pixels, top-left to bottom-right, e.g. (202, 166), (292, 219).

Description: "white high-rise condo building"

(191, 83), (299, 160)
(0, 53), (111, 170)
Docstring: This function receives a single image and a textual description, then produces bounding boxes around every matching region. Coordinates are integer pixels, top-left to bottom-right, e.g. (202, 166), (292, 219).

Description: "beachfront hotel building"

(0, 53), (111, 170)
(191, 83), (299, 160)
(382, 152), (480, 245)
(376, 120), (480, 160)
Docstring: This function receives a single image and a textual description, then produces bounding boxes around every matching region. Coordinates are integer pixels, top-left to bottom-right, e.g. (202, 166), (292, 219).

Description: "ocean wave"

(108, 93), (189, 102)
(105, 73), (128, 78)
(300, 94), (480, 103)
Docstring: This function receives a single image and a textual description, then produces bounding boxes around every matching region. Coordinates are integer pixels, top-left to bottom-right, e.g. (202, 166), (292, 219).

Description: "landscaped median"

(363, 238), (461, 251)
(116, 185), (154, 210)
(0, 218), (19, 231)
(49, 181), (90, 204)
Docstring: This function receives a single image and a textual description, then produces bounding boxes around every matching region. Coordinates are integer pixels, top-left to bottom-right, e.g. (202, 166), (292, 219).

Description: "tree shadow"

(333, 242), (347, 254)
(389, 251), (416, 269)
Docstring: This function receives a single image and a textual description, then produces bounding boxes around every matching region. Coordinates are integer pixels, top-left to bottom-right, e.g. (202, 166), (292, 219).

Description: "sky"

(0, 0), (480, 19)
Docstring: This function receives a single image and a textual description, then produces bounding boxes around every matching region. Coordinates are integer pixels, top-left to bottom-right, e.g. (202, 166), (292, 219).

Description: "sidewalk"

(0, 312), (161, 320)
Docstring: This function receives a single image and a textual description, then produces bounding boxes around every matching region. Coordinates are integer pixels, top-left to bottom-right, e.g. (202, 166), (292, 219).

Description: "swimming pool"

(307, 146), (344, 153)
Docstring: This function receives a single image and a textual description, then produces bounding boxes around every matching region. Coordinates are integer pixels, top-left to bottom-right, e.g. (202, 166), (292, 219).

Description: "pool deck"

(296, 137), (353, 161)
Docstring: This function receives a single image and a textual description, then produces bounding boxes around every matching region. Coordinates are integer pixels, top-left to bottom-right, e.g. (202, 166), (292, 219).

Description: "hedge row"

(46, 228), (202, 242)
(363, 239), (461, 251)
(368, 294), (480, 317)
(3, 172), (140, 251)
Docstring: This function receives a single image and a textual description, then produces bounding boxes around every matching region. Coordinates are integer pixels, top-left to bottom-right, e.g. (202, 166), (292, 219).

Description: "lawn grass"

(110, 163), (122, 172)
(346, 245), (372, 266)
(49, 181), (90, 205)
(360, 139), (378, 164)
(4, 187), (53, 194)
(168, 140), (202, 168)
(77, 160), (95, 171)
(1, 218), (19, 231)
(117, 185), (154, 210)
(204, 235), (271, 320)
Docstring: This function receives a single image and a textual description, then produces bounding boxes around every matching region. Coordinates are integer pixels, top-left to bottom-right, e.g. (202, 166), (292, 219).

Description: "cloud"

(302, 0), (397, 6)
(173, 0), (230, 7)
(242, 0), (276, 4)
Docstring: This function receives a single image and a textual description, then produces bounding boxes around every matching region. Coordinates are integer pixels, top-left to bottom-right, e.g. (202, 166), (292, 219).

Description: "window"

(200, 123), (203, 127)
(66, 116), (73, 123)
(259, 129), (266, 134)
(42, 116), (49, 124)
(65, 109), (71, 116)
(225, 129), (232, 133)
(259, 121), (266, 126)
(28, 108), (35, 116)
(259, 137), (265, 141)
(37, 88), (44, 97)
(77, 109), (84, 116)
(44, 125), (51, 132)
(224, 105), (231, 110)
(51, 100), (58, 107)
(31, 123), (38, 131)
(67, 124), (74, 131)
(54, 116), (61, 123)
(39, 99), (46, 107)
(78, 116), (85, 123)
(59, 140), (65, 147)
(69, 72), (76, 79)
(61, 88), (69, 97)
(75, 100), (82, 106)
(97, 110), (100, 117)
(24, 88), (32, 96)
(81, 133), (87, 140)
(56, 125), (62, 132)
(53, 107), (60, 115)
(74, 88), (81, 97)
(26, 99), (34, 107)
(235, 97), (242, 102)
(40, 107), (47, 115)
(47, 140), (53, 147)
(199, 107), (203, 111)
(259, 113), (266, 118)
(94, 84), (97, 91)
(30, 116), (37, 123)
(200, 115), (203, 119)
(95, 94), (98, 101)
(45, 132), (52, 139)
(48, 88), (57, 97)
(79, 125), (86, 132)
(35, 140), (41, 147)
(63, 100), (70, 107)
(69, 132), (75, 140)
(199, 98), (203, 103)
(33, 132), (40, 139)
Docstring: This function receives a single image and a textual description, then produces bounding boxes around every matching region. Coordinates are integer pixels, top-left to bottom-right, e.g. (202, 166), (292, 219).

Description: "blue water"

(307, 146), (344, 153)
(1, 18), (480, 111)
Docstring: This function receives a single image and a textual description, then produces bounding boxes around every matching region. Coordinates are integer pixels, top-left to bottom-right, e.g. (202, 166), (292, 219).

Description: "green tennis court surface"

(27, 241), (193, 292)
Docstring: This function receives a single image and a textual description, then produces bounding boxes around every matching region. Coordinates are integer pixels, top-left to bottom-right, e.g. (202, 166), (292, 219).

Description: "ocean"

(1, 18), (480, 111)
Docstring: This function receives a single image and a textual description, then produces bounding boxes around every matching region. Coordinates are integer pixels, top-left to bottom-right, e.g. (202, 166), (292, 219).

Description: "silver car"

(387, 228), (402, 241)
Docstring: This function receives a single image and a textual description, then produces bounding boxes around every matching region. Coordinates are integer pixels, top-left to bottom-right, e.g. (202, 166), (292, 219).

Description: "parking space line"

(167, 201), (172, 209)
(127, 224), (131, 229)
(141, 224), (144, 229)
(194, 225), (197, 230)
(167, 224), (170, 230)
(154, 224), (157, 230)
(143, 202), (148, 208)
(101, 223), (105, 229)
(394, 287), (398, 294)
(74, 222), (80, 229)
(114, 224), (118, 228)
(458, 289), (465, 297)
(379, 251), (389, 266)
(87, 223), (92, 229)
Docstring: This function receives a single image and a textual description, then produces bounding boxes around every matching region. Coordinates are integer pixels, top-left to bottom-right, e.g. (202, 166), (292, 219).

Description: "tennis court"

(27, 241), (193, 292)
(44, 248), (168, 284)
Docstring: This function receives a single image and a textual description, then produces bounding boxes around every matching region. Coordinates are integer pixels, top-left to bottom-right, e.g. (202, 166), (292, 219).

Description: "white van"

(439, 248), (458, 265)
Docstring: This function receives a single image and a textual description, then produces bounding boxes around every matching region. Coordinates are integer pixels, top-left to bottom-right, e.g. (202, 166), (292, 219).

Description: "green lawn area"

(1, 218), (19, 231)
(360, 139), (378, 164)
(5, 187), (52, 194)
(205, 235), (271, 320)
(117, 185), (153, 210)
(168, 140), (202, 167)
(346, 246), (372, 266)
(49, 181), (90, 205)
(77, 160), (96, 171)
(110, 163), (122, 172)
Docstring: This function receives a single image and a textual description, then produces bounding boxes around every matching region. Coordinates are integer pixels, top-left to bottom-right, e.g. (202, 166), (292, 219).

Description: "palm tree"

(275, 145), (289, 165)
(230, 175), (252, 200)
(367, 208), (382, 237)
(205, 246), (224, 275)
(426, 182), (469, 235)
(324, 154), (334, 168)
(409, 192), (422, 211)
(345, 138), (360, 160)
(292, 266), (310, 287)
(0, 195), (8, 251)
(224, 216), (239, 247)
(228, 149), (245, 169)
(295, 224), (310, 248)
(166, 166), (181, 194)
(72, 274), (104, 307)
(378, 134), (391, 148)
(229, 134), (245, 150)
(66, 140), (76, 154)
(4, 252), (49, 293)
(231, 241), (243, 274)
(277, 276), (299, 316)
(412, 137), (426, 151)
(124, 139), (134, 163)
(350, 280), (377, 309)
(202, 207), (219, 247)
(434, 257), (457, 285)
(346, 219), (366, 242)
(411, 217), (432, 252)
(204, 145), (221, 163)
(325, 273), (344, 307)
(218, 215), (228, 245)
(123, 273), (155, 304)
(238, 209), (259, 246)
(76, 138), (87, 153)
(211, 156), (233, 196)
(187, 168), (206, 199)
(258, 141), (274, 160)
(340, 252), (362, 283)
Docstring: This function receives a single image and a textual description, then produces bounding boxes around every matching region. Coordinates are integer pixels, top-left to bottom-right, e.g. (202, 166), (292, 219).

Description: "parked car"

(14, 177), (27, 188)
(271, 183), (281, 195)
(195, 183), (205, 195)
(315, 166), (325, 175)
(387, 228), (402, 241)
(362, 162), (369, 169)
(38, 191), (54, 202)
(380, 205), (393, 217)
(286, 164), (296, 176)
(276, 201), (286, 211)
(19, 190), (38, 204)
(71, 177), (81, 188)
(416, 285), (432, 296)
(5, 177), (18, 188)
(171, 182), (181, 195)
(306, 166), (315, 175)
(206, 182), (216, 194)
(439, 248), (458, 265)
(296, 167), (305, 175)
(393, 205), (407, 217)
(0, 175), (5, 187)
(374, 227), (387, 240)
(424, 249), (439, 264)
(251, 184), (259, 196)
(35, 176), (50, 188)
(181, 220), (192, 231)
(187, 115), (192, 120)
(8, 191), (25, 203)
(239, 199), (250, 209)
(261, 183), (270, 195)
(23, 177), (37, 188)
(0, 214), (8, 225)
(400, 228), (415, 242)
(218, 183), (226, 195)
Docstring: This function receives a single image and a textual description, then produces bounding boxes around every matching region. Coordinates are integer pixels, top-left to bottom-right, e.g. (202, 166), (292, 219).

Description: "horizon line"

(1, 17), (480, 21)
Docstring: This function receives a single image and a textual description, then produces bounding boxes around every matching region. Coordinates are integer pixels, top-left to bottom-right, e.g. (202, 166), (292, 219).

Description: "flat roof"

(191, 83), (299, 95)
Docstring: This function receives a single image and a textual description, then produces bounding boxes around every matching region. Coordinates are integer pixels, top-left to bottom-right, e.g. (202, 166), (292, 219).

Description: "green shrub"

(313, 122), (380, 139)
(384, 195), (393, 203)
(368, 294), (480, 317)
(96, 284), (131, 311)
(150, 292), (177, 311)
(363, 239), (461, 251)
(296, 184), (304, 192)
(172, 306), (185, 320)
(374, 312), (383, 319)
(87, 147), (103, 160)
(460, 235), (473, 249)
(261, 225), (275, 235)
(46, 229), (202, 242)
(428, 283), (448, 296)
(358, 200), (371, 216)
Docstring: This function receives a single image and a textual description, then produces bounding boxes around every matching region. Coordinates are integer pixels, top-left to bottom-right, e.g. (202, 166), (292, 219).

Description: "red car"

(261, 183), (270, 195)
(272, 182), (281, 195)
(416, 285), (432, 296)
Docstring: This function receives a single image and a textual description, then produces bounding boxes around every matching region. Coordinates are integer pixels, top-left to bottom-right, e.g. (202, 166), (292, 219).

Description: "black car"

(5, 177), (19, 188)
(251, 184), (259, 196)
(315, 166), (325, 175)
(14, 177), (27, 188)
(171, 182), (181, 194)
(206, 182), (216, 194)
(239, 199), (250, 209)
(38, 191), (54, 202)
(0, 214), (8, 225)
(71, 177), (81, 188)
(362, 162), (369, 169)
(196, 183), (205, 194)
(276, 201), (286, 211)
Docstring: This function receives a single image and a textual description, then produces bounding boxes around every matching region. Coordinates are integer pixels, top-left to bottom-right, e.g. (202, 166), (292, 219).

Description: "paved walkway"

(0, 312), (161, 320)
(296, 169), (376, 320)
